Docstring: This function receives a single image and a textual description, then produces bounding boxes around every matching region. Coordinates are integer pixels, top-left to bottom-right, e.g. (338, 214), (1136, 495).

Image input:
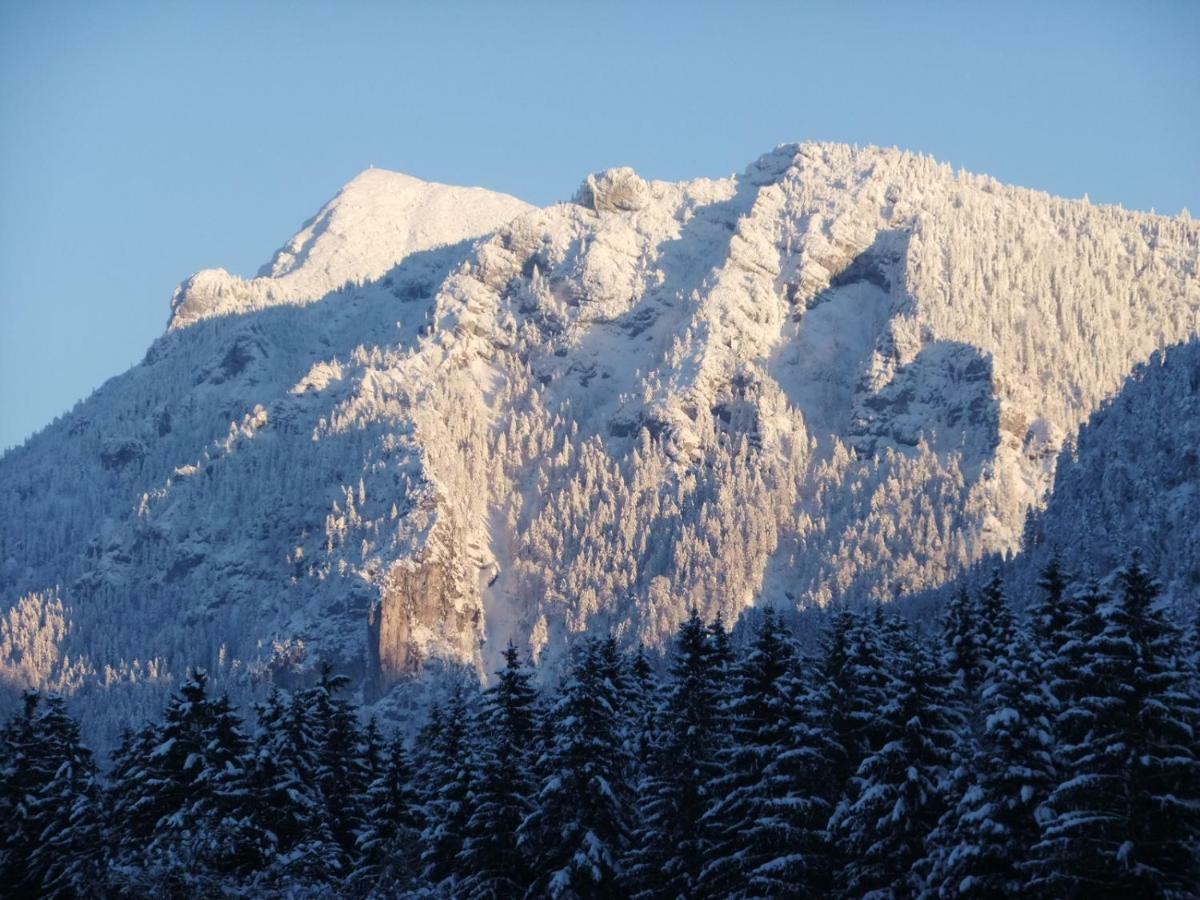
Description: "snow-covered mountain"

(3, 142), (1198, 736)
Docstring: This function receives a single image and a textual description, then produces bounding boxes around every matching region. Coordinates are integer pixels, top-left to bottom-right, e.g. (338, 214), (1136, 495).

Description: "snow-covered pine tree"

(940, 586), (984, 696)
(769, 643), (851, 898)
(418, 681), (476, 890)
(975, 568), (1014, 678)
(352, 732), (421, 895)
(247, 688), (342, 890)
(105, 668), (239, 888)
(625, 643), (660, 773)
(457, 641), (541, 899)
(303, 662), (369, 857)
(1, 693), (106, 898)
(1183, 612), (1200, 686)
(594, 632), (647, 785)
(186, 689), (271, 884)
(26, 697), (107, 899)
(707, 610), (736, 690)
(411, 699), (444, 798)
(831, 623), (958, 899)
(1111, 552), (1200, 896)
(1027, 553), (1070, 653)
(0, 691), (48, 896)
(361, 716), (386, 786)
(1025, 575), (1124, 896)
(840, 607), (897, 769)
(813, 607), (856, 787)
(1029, 554), (1200, 896)
(625, 609), (728, 898)
(1041, 579), (1108, 739)
(703, 608), (832, 897)
(702, 608), (794, 895)
(932, 583), (984, 834)
(106, 721), (163, 873)
(519, 636), (634, 898)
(921, 626), (1056, 897)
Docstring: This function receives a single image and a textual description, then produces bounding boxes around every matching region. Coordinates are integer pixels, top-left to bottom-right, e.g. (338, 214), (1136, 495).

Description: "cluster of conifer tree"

(2, 553), (1197, 898)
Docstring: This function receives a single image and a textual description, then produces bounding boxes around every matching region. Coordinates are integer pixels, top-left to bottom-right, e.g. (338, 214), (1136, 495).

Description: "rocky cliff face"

(2, 143), (1197, 739)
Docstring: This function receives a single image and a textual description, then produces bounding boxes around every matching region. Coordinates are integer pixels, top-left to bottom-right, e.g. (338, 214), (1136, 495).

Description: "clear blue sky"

(1, 0), (1197, 450)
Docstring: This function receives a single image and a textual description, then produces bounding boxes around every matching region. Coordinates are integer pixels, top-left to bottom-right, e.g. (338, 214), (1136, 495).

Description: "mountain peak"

(167, 169), (533, 330)
(341, 165), (427, 188)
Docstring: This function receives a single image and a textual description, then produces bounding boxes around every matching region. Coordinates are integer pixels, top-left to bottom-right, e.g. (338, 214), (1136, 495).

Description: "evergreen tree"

(418, 681), (476, 889)
(932, 585), (984, 853)
(1029, 554), (1200, 897)
(411, 699), (445, 800)
(1027, 553), (1070, 652)
(248, 688), (342, 890)
(188, 690), (271, 884)
(814, 607), (856, 789)
(105, 668), (260, 890)
(353, 732), (421, 895)
(1, 693), (107, 898)
(626, 643), (660, 772)
(520, 636), (634, 898)
(1042, 580), (1108, 739)
(145, 668), (217, 839)
(975, 569), (1014, 676)
(304, 662), (368, 856)
(106, 720), (164, 869)
(0, 691), (47, 897)
(457, 642), (541, 899)
(1182, 612), (1200, 685)
(361, 716), (386, 785)
(1113, 552), (1200, 896)
(25, 696), (107, 898)
(831, 629), (958, 899)
(626, 610), (727, 897)
(841, 607), (897, 768)
(706, 610), (736, 693)
(774, 651), (850, 898)
(941, 587), (984, 695)
(922, 627), (1056, 897)
(703, 608), (833, 896)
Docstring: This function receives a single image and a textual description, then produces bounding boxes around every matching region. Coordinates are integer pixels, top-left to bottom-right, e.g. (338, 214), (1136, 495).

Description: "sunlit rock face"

(3, 143), (1198, 744)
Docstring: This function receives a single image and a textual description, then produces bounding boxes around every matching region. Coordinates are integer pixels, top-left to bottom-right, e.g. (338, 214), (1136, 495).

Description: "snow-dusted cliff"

(3, 143), (1198, 737)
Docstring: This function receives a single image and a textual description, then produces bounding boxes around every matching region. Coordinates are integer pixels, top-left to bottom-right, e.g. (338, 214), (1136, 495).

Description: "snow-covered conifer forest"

(1, 140), (1199, 894)
(2, 558), (1198, 896)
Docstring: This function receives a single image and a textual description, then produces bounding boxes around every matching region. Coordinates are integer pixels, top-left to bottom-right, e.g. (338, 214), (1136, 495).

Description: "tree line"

(2, 553), (1197, 898)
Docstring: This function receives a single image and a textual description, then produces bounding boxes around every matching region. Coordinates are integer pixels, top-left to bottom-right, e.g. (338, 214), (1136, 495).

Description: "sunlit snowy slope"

(3, 143), (1197, 733)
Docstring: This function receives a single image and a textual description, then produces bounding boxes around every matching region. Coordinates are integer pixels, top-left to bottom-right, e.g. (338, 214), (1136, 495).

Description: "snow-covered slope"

(1010, 337), (1200, 607)
(2, 144), (1197, 740)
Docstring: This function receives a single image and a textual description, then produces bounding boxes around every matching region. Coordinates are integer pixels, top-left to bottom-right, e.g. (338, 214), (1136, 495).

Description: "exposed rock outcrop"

(575, 167), (650, 212)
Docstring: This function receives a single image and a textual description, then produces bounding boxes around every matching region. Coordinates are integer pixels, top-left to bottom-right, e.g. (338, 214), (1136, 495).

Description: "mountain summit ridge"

(2, 141), (1197, 742)
(168, 167), (532, 330)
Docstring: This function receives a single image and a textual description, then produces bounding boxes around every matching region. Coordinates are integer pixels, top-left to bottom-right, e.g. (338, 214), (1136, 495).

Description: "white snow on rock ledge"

(168, 168), (533, 330)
